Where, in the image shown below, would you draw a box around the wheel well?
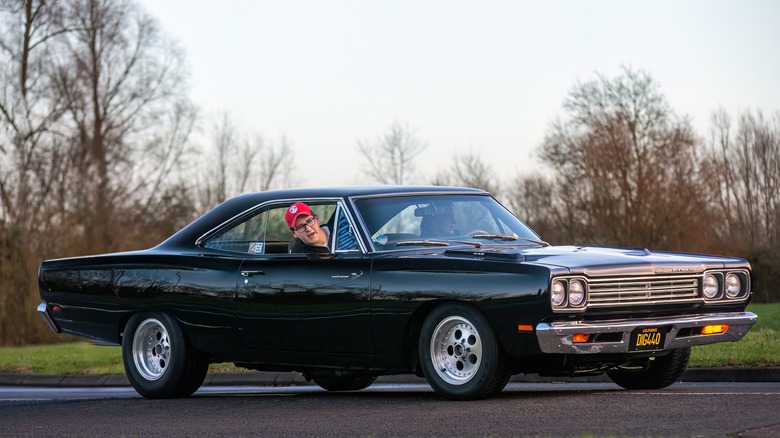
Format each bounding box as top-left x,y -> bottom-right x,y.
117,311 -> 206,358
117,312 -> 132,345
403,300 -> 490,375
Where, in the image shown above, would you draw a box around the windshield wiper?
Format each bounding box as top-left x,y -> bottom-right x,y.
471,234 -> 550,246
519,237 -> 549,246
395,240 -> 450,247
471,233 -> 519,241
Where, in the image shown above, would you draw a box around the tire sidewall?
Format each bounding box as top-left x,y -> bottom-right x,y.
122,312 -> 186,399
607,347 -> 691,390
419,303 -> 501,400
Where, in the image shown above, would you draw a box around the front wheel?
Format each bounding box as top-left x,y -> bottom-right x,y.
419,303 -> 511,400
122,312 -> 209,399
607,347 -> 691,390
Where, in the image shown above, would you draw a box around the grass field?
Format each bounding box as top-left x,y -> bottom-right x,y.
1,303 -> 777,375
690,302 -> 780,367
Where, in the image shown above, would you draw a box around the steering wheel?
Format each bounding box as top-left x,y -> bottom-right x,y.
465,229 -> 490,236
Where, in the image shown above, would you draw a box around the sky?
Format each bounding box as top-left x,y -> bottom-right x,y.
139,0 -> 780,188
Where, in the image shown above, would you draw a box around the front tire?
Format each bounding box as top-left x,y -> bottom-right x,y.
607,347 -> 691,390
419,303 -> 511,400
122,313 -> 209,399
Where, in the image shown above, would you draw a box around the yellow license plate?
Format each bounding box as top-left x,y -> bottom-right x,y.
629,326 -> 667,351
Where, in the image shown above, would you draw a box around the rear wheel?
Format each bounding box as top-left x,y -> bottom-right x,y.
122,313 -> 209,399
419,303 -> 511,400
607,347 -> 691,390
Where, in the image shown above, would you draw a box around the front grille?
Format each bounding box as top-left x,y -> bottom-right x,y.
587,275 -> 700,307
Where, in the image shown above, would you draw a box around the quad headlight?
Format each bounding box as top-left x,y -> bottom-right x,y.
702,270 -> 750,302
725,273 -> 742,298
703,274 -> 719,299
550,277 -> 587,311
551,280 -> 566,306
568,280 -> 585,306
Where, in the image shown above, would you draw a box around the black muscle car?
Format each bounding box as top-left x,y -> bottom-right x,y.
37,186 -> 757,400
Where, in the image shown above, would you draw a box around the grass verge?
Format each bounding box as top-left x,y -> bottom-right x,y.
1,303 -> 777,375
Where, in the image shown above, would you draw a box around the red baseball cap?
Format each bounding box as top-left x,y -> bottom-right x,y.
285,202 -> 314,229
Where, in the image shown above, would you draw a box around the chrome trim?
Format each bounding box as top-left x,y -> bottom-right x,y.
331,203 -> 366,253
37,303 -> 60,334
702,269 -> 751,303
196,196 -> 343,247
588,274 -> 700,307
536,311 -> 757,354
196,197 -> 368,254
552,270 -> 751,313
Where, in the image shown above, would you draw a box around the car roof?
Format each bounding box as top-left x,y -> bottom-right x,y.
159,186 -> 488,248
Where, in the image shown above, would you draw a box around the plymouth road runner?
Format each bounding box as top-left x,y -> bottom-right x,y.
37,186 -> 757,400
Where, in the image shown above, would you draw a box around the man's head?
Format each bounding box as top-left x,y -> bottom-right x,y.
286,202 -> 328,247
421,212 -> 457,237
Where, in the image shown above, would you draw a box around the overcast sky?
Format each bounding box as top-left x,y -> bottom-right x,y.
139,0 -> 780,188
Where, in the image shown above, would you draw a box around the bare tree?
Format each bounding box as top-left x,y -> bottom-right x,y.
705,109 -> 780,302
51,0 -> 193,253
1,0 -> 198,345
507,173 -> 560,241
0,0 -> 75,346
0,0 -> 69,232
194,111 -> 296,213
513,67 -> 712,250
431,151 -> 500,194
357,120 -> 426,185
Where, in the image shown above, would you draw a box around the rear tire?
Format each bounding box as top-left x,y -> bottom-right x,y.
419,303 -> 511,400
122,312 -> 209,399
607,347 -> 691,390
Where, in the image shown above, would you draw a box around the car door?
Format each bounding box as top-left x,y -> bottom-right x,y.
234,201 -> 374,356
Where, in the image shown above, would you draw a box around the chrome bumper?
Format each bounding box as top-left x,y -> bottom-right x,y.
37,303 -> 60,334
536,312 -> 757,354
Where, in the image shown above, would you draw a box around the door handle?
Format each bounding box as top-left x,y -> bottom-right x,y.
240,270 -> 265,277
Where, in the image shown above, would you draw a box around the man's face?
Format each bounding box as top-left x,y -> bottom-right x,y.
432,213 -> 456,235
292,214 -> 323,245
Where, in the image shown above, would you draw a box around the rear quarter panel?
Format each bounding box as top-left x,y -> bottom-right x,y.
39,251 -> 242,359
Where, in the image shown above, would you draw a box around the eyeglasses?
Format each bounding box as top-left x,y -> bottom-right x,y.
291,216 -> 317,233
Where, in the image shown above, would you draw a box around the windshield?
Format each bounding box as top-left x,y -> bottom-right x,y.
353,194 -> 542,251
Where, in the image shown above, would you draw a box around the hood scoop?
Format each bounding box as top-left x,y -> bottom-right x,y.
444,248 -> 525,262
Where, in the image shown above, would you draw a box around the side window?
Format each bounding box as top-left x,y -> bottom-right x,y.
278,202 -> 338,254
333,206 -> 359,252
203,201 -> 358,255
266,205 -> 293,244
204,209 -> 269,254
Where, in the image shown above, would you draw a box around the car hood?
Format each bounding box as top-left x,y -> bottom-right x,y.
441,244 -> 746,277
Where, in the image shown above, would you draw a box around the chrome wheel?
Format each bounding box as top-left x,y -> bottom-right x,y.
132,318 -> 171,381
429,316 -> 483,385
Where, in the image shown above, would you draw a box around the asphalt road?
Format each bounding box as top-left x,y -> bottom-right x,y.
2,382 -> 780,437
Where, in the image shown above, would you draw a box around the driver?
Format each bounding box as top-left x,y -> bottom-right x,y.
420,212 -> 457,237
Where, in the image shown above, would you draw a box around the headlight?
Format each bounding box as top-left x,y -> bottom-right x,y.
725,273 -> 741,298
703,274 -> 719,299
551,280 -> 566,306
568,280 -> 585,306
